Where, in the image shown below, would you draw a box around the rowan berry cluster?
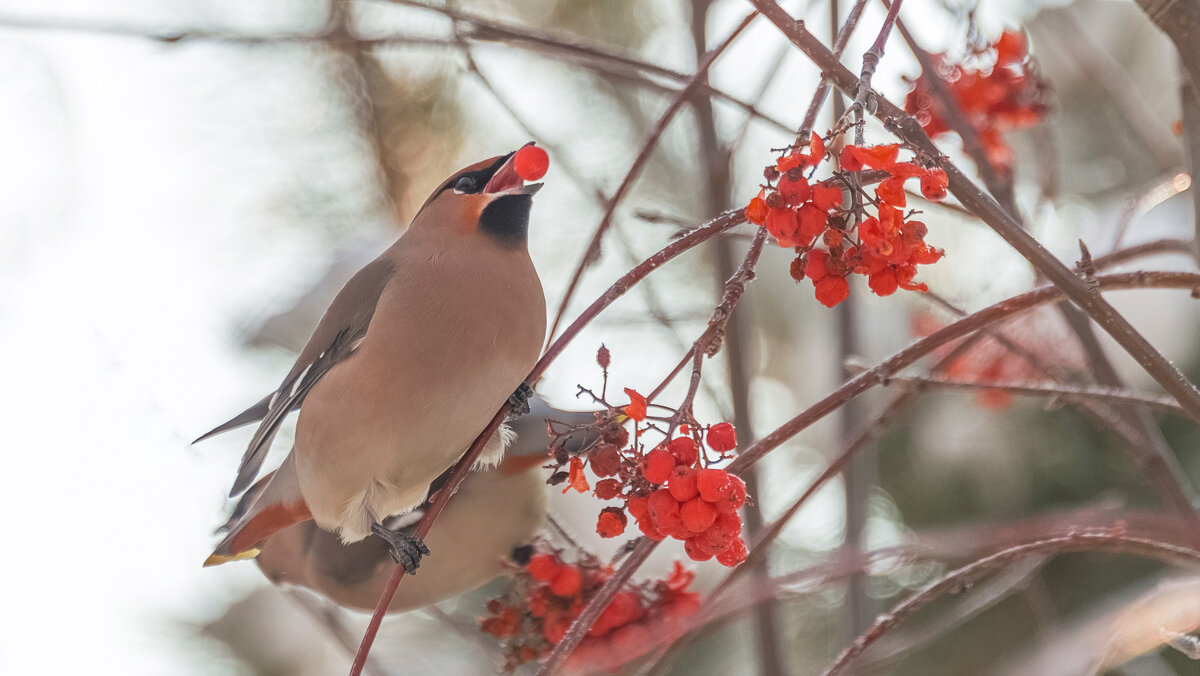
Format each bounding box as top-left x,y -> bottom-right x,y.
480,549 -> 700,672
904,29 -> 1049,177
542,347 -> 751,568
746,133 -> 946,307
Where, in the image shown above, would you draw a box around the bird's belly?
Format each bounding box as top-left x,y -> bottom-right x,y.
292,349 -> 531,542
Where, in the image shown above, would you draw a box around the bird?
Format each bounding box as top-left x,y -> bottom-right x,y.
201,147 -> 548,574
248,397 -> 596,614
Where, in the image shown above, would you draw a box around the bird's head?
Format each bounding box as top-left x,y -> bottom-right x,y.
413,143 -> 545,248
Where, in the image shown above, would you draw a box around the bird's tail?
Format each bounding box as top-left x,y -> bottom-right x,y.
205,453 -> 312,566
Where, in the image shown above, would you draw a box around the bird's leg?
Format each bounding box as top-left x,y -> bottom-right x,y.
370,522 -> 430,574
507,382 -> 534,418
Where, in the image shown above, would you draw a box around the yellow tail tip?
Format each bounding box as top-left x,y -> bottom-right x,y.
203,548 -> 261,567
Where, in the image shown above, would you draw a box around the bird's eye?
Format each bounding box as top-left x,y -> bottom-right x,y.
454,175 -> 477,193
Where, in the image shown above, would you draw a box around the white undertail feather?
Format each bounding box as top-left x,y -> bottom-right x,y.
473,423 -> 515,470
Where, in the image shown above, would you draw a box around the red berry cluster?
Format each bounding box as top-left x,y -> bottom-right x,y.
626,440 -> 748,565
746,135 -> 946,307
904,29 -> 1049,177
545,383 -> 750,567
479,551 -> 701,672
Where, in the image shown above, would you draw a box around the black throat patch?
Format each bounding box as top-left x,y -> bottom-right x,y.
479,194 -> 533,247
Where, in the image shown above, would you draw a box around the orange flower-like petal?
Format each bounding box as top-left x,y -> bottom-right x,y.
624,388 -> 647,421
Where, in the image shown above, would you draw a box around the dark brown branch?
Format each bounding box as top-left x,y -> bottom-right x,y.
728,269 -> 1200,475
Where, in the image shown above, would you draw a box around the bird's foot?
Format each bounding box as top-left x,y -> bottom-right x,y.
371,522 -> 430,574
507,382 -> 534,418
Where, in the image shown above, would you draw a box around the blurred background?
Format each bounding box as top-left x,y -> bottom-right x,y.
2,0 -> 1198,674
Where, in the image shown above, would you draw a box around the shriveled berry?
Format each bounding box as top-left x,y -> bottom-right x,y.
589,444 -> 622,477
595,478 -> 623,500
550,565 -> 582,597
528,553 -> 560,582
667,466 -> 699,502
647,488 -> 682,531
680,497 -> 718,533
706,422 -> 737,453
513,145 -> 549,181
696,468 -> 732,502
668,437 -> 699,466
716,537 -> 749,567
642,448 -> 675,484
596,507 -> 627,538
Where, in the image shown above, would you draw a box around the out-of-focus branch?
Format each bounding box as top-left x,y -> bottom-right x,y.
877,372 -> 1190,416
1183,73 -> 1200,265
1133,0 -> 1200,95
545,10 -> 758,342
818,529 -> 1200,676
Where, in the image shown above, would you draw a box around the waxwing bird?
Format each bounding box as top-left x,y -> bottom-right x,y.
249,398 -> 595,614
202,148 -> 548,573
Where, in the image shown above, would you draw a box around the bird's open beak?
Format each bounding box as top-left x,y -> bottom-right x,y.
483,144 -> 543,196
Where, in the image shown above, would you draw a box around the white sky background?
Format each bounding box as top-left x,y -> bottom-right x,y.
1,0 -> 1195,674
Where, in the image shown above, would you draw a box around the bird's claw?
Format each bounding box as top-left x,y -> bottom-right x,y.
371,523 -> 430,574
508,383 -> 534,418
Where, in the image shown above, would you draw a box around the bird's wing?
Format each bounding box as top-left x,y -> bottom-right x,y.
193,393 -> 274,443
226,257 -> 396,497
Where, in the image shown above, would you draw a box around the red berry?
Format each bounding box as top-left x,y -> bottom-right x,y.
543,616 -> 570,643
590,444 -> 622,477
647,488 -> 682,530
746,195 -> 769,225
706,422 -> 737,453
814,276 -> 850,307
700,527 -> 732,553
713,511 -> 743,536
668,437 -> 699,466
696,468 -> 732,502
713,474 -> 747,514
550,565 -> 582,597
595,478 -> 623,500
684,536 -> 713,561
596,507 -> 627,538
920,167 -> 948,200
528,553 -> 560,582
664,591 -> 701,617
716,537 -> 748,567
513,145 -> 549,181
626,495 -> 650,522
637,516 -> 666,541
680,497 -> 718,533
667,466 -> 699,502
590,591 -> 643,637
642,449 -> 675,484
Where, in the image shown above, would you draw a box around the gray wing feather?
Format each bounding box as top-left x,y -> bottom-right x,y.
224,257 -> 396,497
